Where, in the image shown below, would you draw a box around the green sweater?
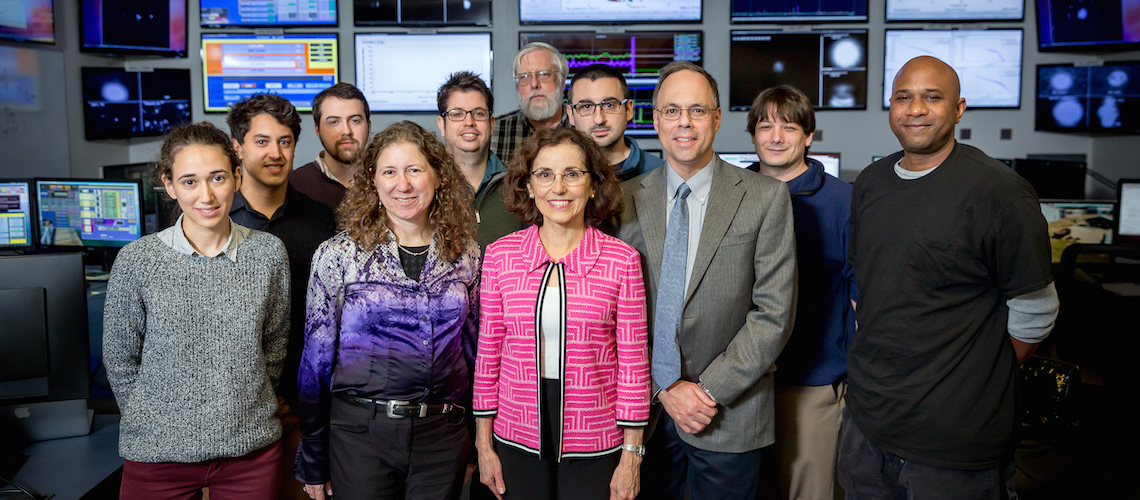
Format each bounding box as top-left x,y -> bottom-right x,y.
103,229 -> 290,463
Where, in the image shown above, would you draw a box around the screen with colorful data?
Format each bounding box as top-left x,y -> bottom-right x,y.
731,0 -> 868,22
201,33 -> 338,112
200,0 -> 336,27
1036,63 -> 1140,135
0,181 -> 34,248
35,180 -> 143,248
730,30 -> 868,111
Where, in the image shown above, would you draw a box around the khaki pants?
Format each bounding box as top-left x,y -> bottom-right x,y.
774,383 -> 846,500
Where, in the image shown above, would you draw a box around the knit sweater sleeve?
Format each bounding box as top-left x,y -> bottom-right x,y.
102,242 -> 148,412
262,235 -> 291,387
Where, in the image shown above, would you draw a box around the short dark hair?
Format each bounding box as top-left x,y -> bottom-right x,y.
504,128 -> 623,227
152,122 -> 241,226
437,71 -> 494,115
568,63 -> 630,102
313,83 -> 371,124
226,93 -> 302,144
652,61 -> 720,110
746,85 -> 816,137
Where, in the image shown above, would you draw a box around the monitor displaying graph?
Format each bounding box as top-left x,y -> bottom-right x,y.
201,33 -> 338,113
884,30 -> 1023,109
519,31 -> 703,136
355,33 -> 492,113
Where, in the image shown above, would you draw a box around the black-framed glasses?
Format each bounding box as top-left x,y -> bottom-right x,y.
656,105 -> 717,121
514,69 -> 556,86
440,108 -> 491,122
571,99 -> 630,116
530,168 -> 590,187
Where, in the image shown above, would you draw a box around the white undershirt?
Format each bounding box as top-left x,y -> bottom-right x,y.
539,284 -> 562,379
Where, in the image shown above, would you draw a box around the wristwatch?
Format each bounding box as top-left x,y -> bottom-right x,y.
621,444 -> 646,457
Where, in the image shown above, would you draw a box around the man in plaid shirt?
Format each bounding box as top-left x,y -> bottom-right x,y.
490,42 -> 570,164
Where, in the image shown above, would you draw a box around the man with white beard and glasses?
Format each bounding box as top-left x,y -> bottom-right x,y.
290,83 -> 372,210
490,42 -> 570,164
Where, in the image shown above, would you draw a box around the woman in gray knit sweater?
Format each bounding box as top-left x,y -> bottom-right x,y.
103,123 -> 291,500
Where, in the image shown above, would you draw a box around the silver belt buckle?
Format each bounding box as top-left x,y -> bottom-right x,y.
386,400 -> 427,418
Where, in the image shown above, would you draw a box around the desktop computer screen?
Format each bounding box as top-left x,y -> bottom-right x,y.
82,68 -> 193,141
201,0 -> 337,27
730,30 -> 868,111
80,0 -> 187,57
202,33 -> 339,112
884,29 -> 1023,109
0,180 -> 34,248
719,152 -> 841,178
1116,179 -> 1140,247
35,179 -> 143,248
354,0 -> 490,26
355,33 -> 492,113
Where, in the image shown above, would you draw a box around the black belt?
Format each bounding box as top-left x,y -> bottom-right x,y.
335,393 -> 463,419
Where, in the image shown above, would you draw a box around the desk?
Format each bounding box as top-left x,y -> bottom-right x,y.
11,414 -> 121,500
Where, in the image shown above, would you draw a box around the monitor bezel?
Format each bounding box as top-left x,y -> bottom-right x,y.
0,178 -> 38,250
78,0 -> 188,58
354,32 -> 494,114
33,178 -> 146,250
200,32 -> 341,114
882,28 -> 1025,110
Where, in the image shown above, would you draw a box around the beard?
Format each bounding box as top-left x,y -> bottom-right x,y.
325,140 -> 362,165
521,89 -> 563,121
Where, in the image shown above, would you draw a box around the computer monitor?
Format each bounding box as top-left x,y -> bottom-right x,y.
0,253 -> 92,441
80,0 -> 187,58
200,0 -> 337,27
1116,179 -> 1140,247
34,179 -> 144,249
1037,0 -> 1140,51
731,0 -> 868,22
354,0 -> 491,26
355,33 -> 492,113
0,180 -> 35,249
520,0 -> 701,23
1035,62 -> 1140,135
1040,199 -> 1115,261
1011,159 -> 1087,199
886,0 -> 1023,21
0,0 -> 55,44
730,30 -> 868,111
82,68 -> 193,141
201,33 -> 339,113
718,152 -> 840,178
518,31 -> 703,136
103,163 -> 159,234
884,30 -> 1023,109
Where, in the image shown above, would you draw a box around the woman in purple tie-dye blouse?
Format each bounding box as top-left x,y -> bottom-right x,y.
472,128 -> 651,500
294,121 -> 480,500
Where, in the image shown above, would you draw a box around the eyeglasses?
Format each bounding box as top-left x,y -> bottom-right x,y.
530,168 -> 590,187
571,99 -> 630,116
514,70 -> 556,86
656,105 -> 717,121
440,108 -> 491,122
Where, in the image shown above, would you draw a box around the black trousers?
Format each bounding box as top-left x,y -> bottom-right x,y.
637,413 -> 766,500
494,378 -> 621,500
328,396 -> 470,500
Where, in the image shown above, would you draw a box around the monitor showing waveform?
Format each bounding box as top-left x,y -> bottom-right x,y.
884,29 -> 1022,109
731,0 -> 868,22
520,31 -> 702,79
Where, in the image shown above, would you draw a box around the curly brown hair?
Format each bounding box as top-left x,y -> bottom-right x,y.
339,120 -> 475,262
503,128 -> 623,226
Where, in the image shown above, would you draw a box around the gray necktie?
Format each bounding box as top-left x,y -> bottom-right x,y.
652,183 -> 690,390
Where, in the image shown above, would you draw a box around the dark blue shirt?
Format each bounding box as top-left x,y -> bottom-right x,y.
749,159 -> 858,386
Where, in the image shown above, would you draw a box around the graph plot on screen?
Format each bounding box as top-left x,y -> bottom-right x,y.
884,30 -> 1023,108
355,33 -> 492,113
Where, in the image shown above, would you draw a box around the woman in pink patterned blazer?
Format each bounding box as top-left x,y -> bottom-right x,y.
472,128 -> 650,500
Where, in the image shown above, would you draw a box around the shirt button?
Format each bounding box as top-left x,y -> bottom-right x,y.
422,316 -> 428,322
422,340 -> 429,346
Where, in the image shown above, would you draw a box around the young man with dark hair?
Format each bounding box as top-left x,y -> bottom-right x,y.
567,63 -> 663,181
436,71 -> 524,252
746,85 -> 857,500
226,92 -> 337,500
291,83 -> 372,209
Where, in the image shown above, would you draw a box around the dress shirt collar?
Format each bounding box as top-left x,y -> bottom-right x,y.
314,151 -> 347,185
157,214 -> 249,262
664,157 -> 714,206
519,224 -> 603,277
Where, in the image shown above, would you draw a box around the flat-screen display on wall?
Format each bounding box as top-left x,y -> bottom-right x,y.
0,180 -> 35,248
519,0 -> 701,23
354,0 -> 491,26
883,29 -> 1023,109
731,0 -> 868,22
201,33 -> 338,113
519,31 -> 703,137
0,0 -> 54,44
35,179 -> 144,248
1036,63 -> 1140,135
1037,0 -> 1140,51
200,0 -> 337,27
80,0 -> 187,57
82,68 -> 192,141
730,30 -> 868,111
355,33 -> 491,113
886,0 -> 1023,21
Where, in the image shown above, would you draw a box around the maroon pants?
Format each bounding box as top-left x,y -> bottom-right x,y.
120,441 -> 284,500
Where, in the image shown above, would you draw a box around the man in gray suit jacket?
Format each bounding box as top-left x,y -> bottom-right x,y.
617,61 -> 797,500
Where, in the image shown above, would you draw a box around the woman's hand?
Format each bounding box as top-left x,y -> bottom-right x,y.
609,450 -> 642,500
302,482 -> 332,500
476,417 -> 507,500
